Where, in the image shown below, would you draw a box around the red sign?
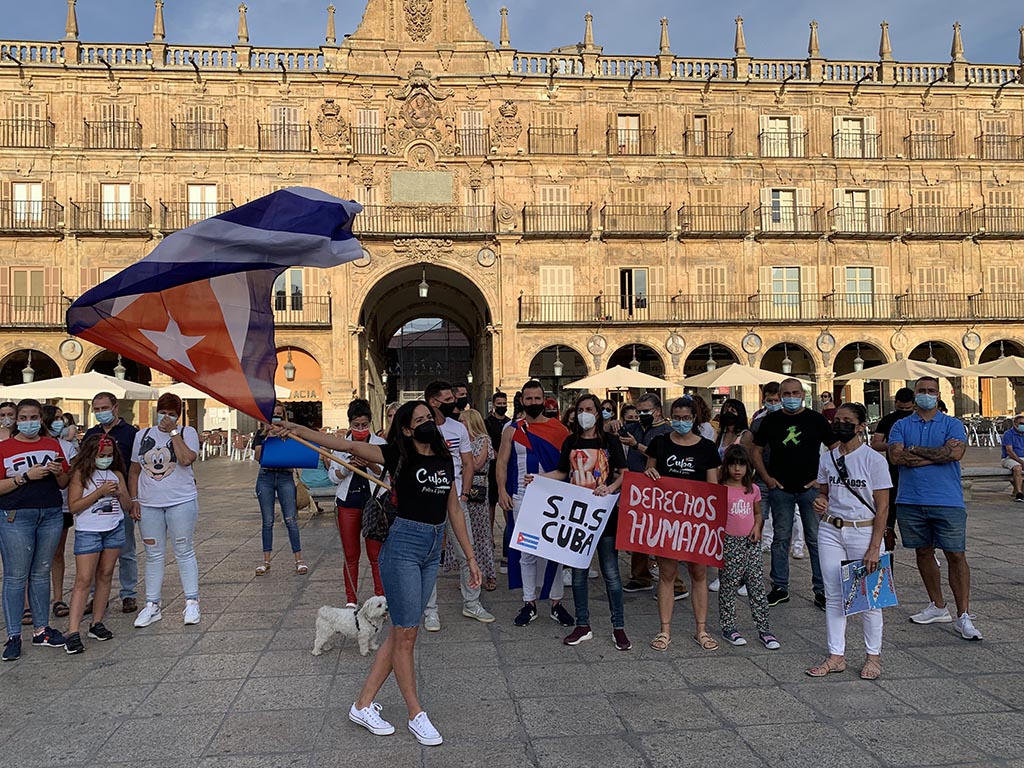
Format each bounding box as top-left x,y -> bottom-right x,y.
615,471 -> 726,567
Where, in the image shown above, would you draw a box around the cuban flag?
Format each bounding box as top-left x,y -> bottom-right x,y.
67,188 -> 362,421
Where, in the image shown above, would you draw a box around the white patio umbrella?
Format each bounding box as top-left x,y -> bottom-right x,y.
159,382 -> 292,401
966,355 -> 1024,378
835,358 -> 970,382
679,363 -> 788,389
563,365 -> 677,390
0,371 -> 159,401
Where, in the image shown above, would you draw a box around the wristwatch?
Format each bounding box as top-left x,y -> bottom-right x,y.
170,428 -> 180,437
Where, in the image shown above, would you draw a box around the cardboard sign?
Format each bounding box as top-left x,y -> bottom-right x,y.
509,475 -> 618,570
841,552 -> 899,616
616,471 -> 726,567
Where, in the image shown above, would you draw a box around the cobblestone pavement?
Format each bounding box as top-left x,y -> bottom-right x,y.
2,451 -> 1023,768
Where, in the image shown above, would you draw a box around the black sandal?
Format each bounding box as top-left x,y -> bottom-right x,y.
52,601 -> 70,618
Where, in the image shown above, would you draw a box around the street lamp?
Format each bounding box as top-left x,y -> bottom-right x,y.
999,340 -> 1006,359
553,346 -> 564,378
926,342 -> 937,365
113,354 -> 126,380
705,344 -> 717,372
381,370 -> 388,386
467,370 -> 474,384
853,343 -> 865,373
629,345 -> 640,372
781,343 -> 793,375
22,350 -> 34,383
283,348 -> 296,381
418,268 -> 429,299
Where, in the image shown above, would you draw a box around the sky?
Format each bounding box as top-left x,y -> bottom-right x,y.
1,0 -> 1021,64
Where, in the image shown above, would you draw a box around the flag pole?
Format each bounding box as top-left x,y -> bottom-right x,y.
287,434 -> 391,490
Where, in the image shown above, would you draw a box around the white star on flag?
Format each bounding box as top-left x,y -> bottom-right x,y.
140,316 -> 205,372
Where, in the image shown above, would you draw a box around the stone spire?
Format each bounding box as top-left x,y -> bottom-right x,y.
734,16 -> 747,57
64,0 -> 79,41
237,4 -> 249,44
659,18 -> 671,55
583,12 -> 595,51
808,20 -> 820,58
1019,26 -> 1024,64
950,21 -> 965,62
879,20 -> 892,61
152,0 -> 166,42
499,7 -> 510,49
325,4 -> 336,45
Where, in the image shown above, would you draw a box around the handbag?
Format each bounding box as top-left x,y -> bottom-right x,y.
294,478 -> 311,511
467,485 -> 487,503
362,456 -> 401,543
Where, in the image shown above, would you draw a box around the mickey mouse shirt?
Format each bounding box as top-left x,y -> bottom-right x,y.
131,426 -> 201,507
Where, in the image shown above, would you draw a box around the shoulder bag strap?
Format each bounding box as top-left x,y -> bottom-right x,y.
829,449 -> 875,515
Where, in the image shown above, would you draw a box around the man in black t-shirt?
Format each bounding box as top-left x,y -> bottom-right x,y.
485,392 -> 511,562
752,378 -> 834,609
871,387 -> 915,550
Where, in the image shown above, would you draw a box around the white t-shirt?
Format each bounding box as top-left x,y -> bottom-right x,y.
59,439 -> 78,515
816,443 -> 892,522
132,426 -> 201,507
75,468 -> 124,532
439,417 -> 472,489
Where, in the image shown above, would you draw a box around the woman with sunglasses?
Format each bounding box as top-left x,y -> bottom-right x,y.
808,402 -> 891,681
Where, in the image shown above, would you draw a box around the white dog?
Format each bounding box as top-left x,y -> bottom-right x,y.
311,596 -> 388,657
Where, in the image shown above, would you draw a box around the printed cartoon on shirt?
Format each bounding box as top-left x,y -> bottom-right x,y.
138,430 -> 177,481
569,448 -> 609,489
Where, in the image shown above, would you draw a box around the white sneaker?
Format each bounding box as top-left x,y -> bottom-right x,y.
588,568 -> 598,579
423,611 -> 441,632
791,542 -> 806,559
462,602 -> 495,623
562,570 -> 572,586
349,702 -> 395,736
954,612 -> 983,641
708,578 -> 721,592
344,602 -> 357,609
133,601 -> 162,628
408,711 -> 443,746
909,602 -> 953,624
738,584 -> 748,597
182,599 -> 200,626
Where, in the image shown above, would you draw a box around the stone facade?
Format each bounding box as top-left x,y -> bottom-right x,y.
2,1 -> 1024,424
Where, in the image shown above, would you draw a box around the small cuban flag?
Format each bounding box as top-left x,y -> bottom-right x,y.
66,188 -> 362,422
516,531 -> 539,551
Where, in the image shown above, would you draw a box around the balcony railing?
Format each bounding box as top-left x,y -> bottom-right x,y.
899,206 -> 973,236
905,133 -> 955,160
159,200 -> 235,232
352,127 -> 385,155
84,119 -> 142,150
829,207 -> 900,236
528,128 -> 578,155
0,295 -> 67,328
456,128 -> 490,156
522,205 -> 591,236
0,199 -> 64,232
759,131 -> 807,158
272,294 -> 331,327
822,293 -> 896,321
975,206 -> 1024,237
677,205 -> 750,236
171,121 -> 227,151
833,132 -> 881,159
257,122 -> 310,152
607,128 -> 656,156
976,134 -> 1024,161
756,205 -> 825,235
0,118 -> 54,148
682,130 -> 733,157
601,205 -> 671,237
355,205 -> 495,237
69,201 -> 152,233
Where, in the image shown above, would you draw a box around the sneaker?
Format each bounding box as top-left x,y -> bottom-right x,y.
87,622 -> 113,641
2,635 -> 21,661
954,612 -> 983,641
909,602 -> 953,624
31,626 -> 66,648
348,702 -> 395,736
708,578 -> 721,592
514,603 -> 538,627
1016,492 -> 1024,502
723,630 -> 747,646
766,587 -> 790,607
760,541 -> 771,553
344,602 -> 358,609
562,570 -> 572,586
622,580 -> 653,592
550,602 -> 575,627
133,601 -> 162,628
408,711 -> 443,746
588,568 -> 599,579
462,602 -> 495,623
423,611 -> 441,632
738,585 -> 748,597
814,592 -> 827,612
64,632 -> 85,654
183,599 -> 201,626
563,625 -> 593,646
613,629 -> 632,651
498,564 -> 508,575
791,543 -> 806,559
759,632 -> 781,650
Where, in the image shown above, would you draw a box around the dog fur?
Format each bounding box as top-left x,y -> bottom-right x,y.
311,596 -> 388,657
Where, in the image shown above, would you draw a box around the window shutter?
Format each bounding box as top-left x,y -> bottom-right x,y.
800,266 -> 818,318
832,188 -> 846,228
796,188 -> 812,229
758,266 -> 772,297
79,267 -> 98,293
648,266 -> 666,297
832,266 -> 846,294
0,267 -> 9,297
44,267 -> 61,298
758,188 -> 772,229
792,115 -> 805,156
874,266 -> 891,299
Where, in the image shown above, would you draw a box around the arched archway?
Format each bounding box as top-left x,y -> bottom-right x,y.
530,344 -> 587,411
683,343 -> 739,378
86,351 -> 152,384
607,344 -> 666,376
979,339 -> 1024,364
834,342 -> 888,420
0,349 -> 61,387
760,342 -> 816,378
275,347 -> 323,428
977,340 -> 1024,416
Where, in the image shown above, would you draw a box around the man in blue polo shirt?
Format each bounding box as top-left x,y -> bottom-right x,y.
1000,414 -> 1024,502
888,376 -> 980,640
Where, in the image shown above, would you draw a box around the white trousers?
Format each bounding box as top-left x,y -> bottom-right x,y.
818,523 -> 883,656
513,494 -> 564,603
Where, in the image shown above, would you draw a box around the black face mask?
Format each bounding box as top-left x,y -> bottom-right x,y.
438,402 -> 458,418
638,413 -> 655,427
455,397 -> 469,411
523,403 -> 545,418
719,411 -> 738,428
494,406 -> 508,417
832,422 -> 858,444
413,421 -> 438,442
544,410 -> 558,418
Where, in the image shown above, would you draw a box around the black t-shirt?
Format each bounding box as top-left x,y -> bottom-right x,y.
485,414 -> 510,452
382,442 -> 454,526
874,409 -> 913,497
753,409 -> 833,491
646,434 -> 722,481
556,433 -> 626,538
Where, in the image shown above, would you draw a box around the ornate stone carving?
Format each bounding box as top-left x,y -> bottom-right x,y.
356,162 -> 375,188
385,62 -> 456,156
404,0 -> 433,42
394,237 -> 454,261
315,98 -> 348,146
492,100 -> 523,148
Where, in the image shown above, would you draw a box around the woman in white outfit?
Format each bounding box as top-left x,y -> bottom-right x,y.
807,402 -> 891,681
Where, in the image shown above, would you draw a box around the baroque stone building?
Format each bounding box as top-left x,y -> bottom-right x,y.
2,0 -> 1024,426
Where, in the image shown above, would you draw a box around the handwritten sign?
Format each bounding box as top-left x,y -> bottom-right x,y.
509,475 -> 618,569
616,471 -> 726,567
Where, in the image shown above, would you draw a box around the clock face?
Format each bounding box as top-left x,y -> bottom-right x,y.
59,338 -> 84,361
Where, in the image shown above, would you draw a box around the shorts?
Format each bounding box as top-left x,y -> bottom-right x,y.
1001,458 -> 1021,470
378,516 -> 444,627
74,520 -> 127,556
896,504 -> 967,553
63,512 -> 73,529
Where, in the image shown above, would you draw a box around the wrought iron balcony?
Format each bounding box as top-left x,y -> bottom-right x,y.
600,205 -> 671,237
607,128 -> 656,156
755,205 -> 825,236
832,132 -> 881,159
904,133 -> 955,160
682,130 -> 733,157
159,200 -> 235,232
528,128 -> 579,155
456,128 -> 490,156
171,121 -> 228,151
821,292 -> 896,321
522,205 -> 591,237
84,119 -> 142,150
974,206 -> 1024,238
0,295 -> 67,328
355,205 -> 495,238
0,199 -> 64,232
759,131 -> 807,158
0,118 -> 54,148
677,205 -> 750,236
351,127 -> 385,155
69,201 -> 152,233
899,206 -> 973,237
976,134 -> 1024,161
257,122 -> 311,152
829,207 -> 900,237
272,294 -> 332,327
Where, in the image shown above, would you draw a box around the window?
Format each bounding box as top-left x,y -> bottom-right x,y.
984,189 -> 1016,232
273,268 -> 303,311
538,265 -> 573,322
912,189 -> 946,231
987,266 -> 1022,294
618,268 -> 649,313
839,189 -> 869,232
915,266 -> 947,295
12,182 -> 42,227
696,266 -> 726,296
616,114 -> 640,154
845,267 -> 874,304
771,189 -> 795,227
261,105 -> 307,152
760,115 -> 804,157
771,267 -> 800,307
100,183 -> 131,227
458,110 -> 487,156
11,268 -> 44,313
538,184 -> 570,228
834,116 -> 878,158
909,117 -> 948,159
354,109 -> 382,154
187,184 -> 217,224
691,115 -> 710,155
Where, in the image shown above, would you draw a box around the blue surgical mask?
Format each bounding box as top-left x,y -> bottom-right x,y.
95,410 -> 115,425
18,420 -> 41,437
48,422 -> 64,437
915,393 -> 938,411
671,419 -> 694,435
160,414 -> 179,426
782,397 -> 803,413
271,416 -> 283,424
601,409 -> 614,420
95,457 -> 114,470
1015,424 -> 1024,434
765,402 -> 783,413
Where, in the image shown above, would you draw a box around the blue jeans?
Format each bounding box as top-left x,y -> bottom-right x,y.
140,499 -> 200,603
378,516 -> 445,627
768,487 -> 823,594
0,507 -> 64,637
571,536 -> 625,629
256,470 -> 301,554
118,513 -> 138,600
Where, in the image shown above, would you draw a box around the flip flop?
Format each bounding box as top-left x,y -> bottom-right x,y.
650,632 -> 672,652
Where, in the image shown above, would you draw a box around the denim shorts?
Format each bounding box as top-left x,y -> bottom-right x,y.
378,516 -> 445,627
897,504 -> 967,552
74,520 -> 127,556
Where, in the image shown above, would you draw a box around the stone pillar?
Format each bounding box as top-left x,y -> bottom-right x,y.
948,22 -> 967,83
325,4 -> 336,45
732,16 -> 750,80
658,18 -> 673,79
877,20 -> 893,83
62,0 -> 80,64
581,13 -> 599,75
806,20 -> 823,80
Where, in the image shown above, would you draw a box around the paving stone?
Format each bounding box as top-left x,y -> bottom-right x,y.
640,729 -> 767,768
610,689 -> 724,732
208,709 -> 327,756
164,651 -> 261,681
235,674 -> 333,711
517,695 -> 621,738
533,735 -> 647,768
702,686 -> 818,726
1,718 -> 120,767
136,678 -> 245,715
740,723 -> 883,768
788,679 -> 916,720
878,677 -> 1010,715
836,717 -> 983,766
101,714 -> 222,762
